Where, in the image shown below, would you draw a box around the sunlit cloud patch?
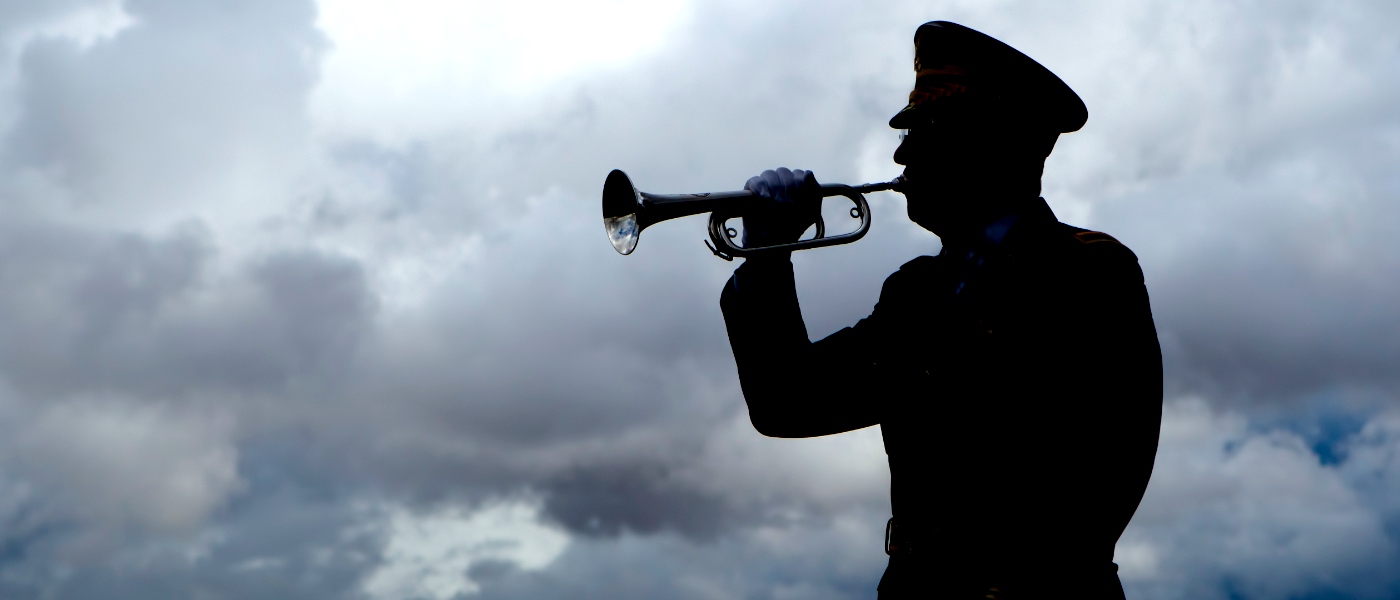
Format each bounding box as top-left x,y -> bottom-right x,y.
361,500 -> 569,600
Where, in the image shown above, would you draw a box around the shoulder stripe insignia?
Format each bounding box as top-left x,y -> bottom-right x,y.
1073,231 -> 1121,245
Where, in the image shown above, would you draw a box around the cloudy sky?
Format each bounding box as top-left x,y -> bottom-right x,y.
0,0 -> 1396,598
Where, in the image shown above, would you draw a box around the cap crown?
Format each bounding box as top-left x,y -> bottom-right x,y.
890,21 -> 1087,133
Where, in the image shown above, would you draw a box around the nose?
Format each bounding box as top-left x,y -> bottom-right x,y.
893,135 -> 911,166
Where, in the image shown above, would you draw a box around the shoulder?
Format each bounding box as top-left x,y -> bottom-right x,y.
887,254 -> 942,285
871,254 -> 941,303
897,254 -> 942,274
1042,223 -> 1147,290
1052,223 -> 1140,264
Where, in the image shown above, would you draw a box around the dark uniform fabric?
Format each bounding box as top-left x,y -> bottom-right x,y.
720,197 -> 1162,599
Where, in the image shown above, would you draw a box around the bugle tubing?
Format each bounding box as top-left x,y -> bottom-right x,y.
602,169 -> 904,259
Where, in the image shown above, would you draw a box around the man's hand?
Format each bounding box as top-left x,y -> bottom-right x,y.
742,168 -> 821,249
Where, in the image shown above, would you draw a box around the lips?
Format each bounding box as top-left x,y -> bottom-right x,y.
897,172 -> 922,195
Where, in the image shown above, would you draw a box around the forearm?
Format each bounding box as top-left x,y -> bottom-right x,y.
720,259 -> 881,438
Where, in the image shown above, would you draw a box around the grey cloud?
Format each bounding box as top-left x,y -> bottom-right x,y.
12,399 -> 240,532
249,250 -> 376,376
153,246 -> 375,396
0,220 -> 210,396
0,489 -> 376,600
0,0 -> 1396,598
3,0 -> 322,224
0,218 -> 374,397
542,463 -> 730,539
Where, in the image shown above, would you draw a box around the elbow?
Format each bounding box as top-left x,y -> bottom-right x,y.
747,408 -> 782,437
746,407 -> 799,438
737,370 -> 811,438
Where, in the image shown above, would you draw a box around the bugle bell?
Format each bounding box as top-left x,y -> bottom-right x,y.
602,169 -> 904,260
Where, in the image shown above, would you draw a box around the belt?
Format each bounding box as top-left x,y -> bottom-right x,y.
885,517 -> 955,555
884,518 -> 1124,598
885,517 -> 926,555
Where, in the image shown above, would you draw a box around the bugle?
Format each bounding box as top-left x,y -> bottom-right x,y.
602,169 -> 905,260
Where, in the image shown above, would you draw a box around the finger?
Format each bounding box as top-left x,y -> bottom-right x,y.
781,170 -> 816,224
754,179 -> 773,199
744,175 -> 764,194
760,170 -> 785,202
775,167 -> 797,202
780,169 -> 803,204
785,169 -> 808,199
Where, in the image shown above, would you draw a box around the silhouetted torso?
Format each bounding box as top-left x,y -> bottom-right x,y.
720,196 -> 1162,599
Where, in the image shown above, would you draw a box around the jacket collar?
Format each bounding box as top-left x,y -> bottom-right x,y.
938,196 -> 1058,258
995,196 -> 1058,253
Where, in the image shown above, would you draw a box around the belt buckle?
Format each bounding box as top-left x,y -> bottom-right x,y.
884,517 -> 900,555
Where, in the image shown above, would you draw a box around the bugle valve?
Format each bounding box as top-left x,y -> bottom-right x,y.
602,169 -> 904,260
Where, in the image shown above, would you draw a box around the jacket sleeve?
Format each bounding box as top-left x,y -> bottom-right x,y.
719,258 -> 899,438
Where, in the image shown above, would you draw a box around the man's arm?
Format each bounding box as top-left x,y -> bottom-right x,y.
720,257 -> 899,438
719,168 -> 912,438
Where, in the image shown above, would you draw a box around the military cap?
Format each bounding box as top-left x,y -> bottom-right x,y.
889,21 -> 1087,133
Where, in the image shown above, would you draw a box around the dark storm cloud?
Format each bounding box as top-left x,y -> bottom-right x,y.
543,463 -> 730,539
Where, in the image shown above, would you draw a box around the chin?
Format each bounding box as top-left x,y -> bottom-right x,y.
902,185 -> 948,235
905,204 -> 946,237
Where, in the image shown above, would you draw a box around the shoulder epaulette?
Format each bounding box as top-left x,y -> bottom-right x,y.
1072,231 -> 1122,246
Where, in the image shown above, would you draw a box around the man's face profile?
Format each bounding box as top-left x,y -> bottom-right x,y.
893,120 -> 978,237
893,117 -> 1054,239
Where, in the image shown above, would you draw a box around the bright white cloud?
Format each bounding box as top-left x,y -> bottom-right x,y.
361,499 -> 570,600
1341,410 -> 1400,523
20,0 -> 134,50
311,0 -> 693,141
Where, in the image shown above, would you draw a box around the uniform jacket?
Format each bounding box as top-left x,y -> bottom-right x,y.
719,197 -> 1162,598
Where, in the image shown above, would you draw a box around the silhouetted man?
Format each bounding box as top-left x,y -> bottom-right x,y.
720,21 -> 1162,599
